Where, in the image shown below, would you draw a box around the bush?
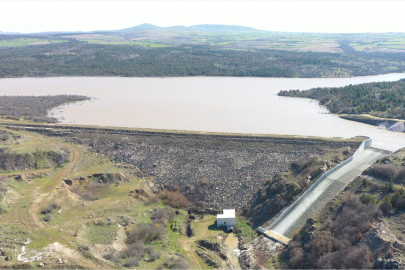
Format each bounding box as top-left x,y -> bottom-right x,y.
332,195 -> 381,245
367,164 -> 397,181
292,156 -> 315,173
118,239 -> 160,265
43,213 -> 53,222
121,242 -> 145,259
157,257 -> 190,269
123,257 -> 140,268
150,206 -> 175,226
386,188 -> 405,212
360,194 -> 377,205
396,167 -> 405,181
146,246 -> 161,261
71,181 -> 102,201
161,190 -> 189,208
286,196 -> 381,269
126,223 -> 166,244
41,202 -> 60,215
287,241 -> 305,268
384,180 -> 395,192
316,246 -> 373,269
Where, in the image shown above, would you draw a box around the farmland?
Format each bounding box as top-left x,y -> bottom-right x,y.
0,25 -> 405,78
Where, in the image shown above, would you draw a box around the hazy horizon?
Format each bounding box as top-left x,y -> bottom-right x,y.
1,1 -> 405,34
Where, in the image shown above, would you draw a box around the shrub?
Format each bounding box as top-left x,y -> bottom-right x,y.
146,246 -> 160,261
43,213 -> 53,222
121,242 -> 145,259
126,223 -> 166,244
71,181 -> 102,201
123,257 -> 140,268
361,177 -> 369,187
388,188 -> 405,211
161,190 -> 189,208
360,194 -> 377,205
286,196 -> 381,268
332,195 -> 381,245
316,246 -> 373,269
150,206 -> 175,226
396,167 -> 405,182
380,196 -> 393,215
309,231 -> 334,262
157,257 -> 190,269
384,180 -> 395,192
118,238 -> 160,265
292,156 -> 315,173
41,202 -> 60,215
367,164 -> 397,181
287,242 -> 305,269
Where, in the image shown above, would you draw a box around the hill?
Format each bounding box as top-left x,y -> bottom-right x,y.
278,79 -> 405,120
115,23 -> 162,32
1,24 -> 405,78
167,24 -> 260,32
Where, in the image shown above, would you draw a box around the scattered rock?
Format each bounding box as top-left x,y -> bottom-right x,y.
239,250 -> 256,269
15,174 -> 27,182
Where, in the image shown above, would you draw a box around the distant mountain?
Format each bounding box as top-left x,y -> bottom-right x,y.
0,23 -> 263,35
0,30 -> 23,35
115,23 -> 161,32
167,24 -> 260,32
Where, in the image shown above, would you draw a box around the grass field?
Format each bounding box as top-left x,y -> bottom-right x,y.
0,38 -> 67,47
82,39 -> 170,47
0,124 -> 233,269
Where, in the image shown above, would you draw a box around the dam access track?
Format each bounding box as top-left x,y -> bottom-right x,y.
260,146 -> 390,245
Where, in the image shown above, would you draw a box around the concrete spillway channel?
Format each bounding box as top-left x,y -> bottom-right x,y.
260,146 -> 390,245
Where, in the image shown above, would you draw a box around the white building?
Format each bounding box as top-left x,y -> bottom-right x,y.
217,209 -> 236,231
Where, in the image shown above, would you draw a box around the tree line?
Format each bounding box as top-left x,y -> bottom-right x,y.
1,41 -> 405,78
279,79 -> 405,119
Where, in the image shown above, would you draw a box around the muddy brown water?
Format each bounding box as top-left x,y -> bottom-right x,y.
0,74 -> 405,151
224,233 -> 241,270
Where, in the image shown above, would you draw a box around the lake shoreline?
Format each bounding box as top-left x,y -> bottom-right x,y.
0,120 -> 364,143
0,72 -> 404,80
339,114 -> 405,133
1,74 -> 405,151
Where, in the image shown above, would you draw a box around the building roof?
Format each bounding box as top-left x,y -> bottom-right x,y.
217,209 -> 235,219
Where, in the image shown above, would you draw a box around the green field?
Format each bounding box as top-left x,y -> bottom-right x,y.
82,39 -> 170,47
0,38 -> 67,47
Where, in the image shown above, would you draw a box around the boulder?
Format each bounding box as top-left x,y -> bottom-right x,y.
239,250 -> 256,269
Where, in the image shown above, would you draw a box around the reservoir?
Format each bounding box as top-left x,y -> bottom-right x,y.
0,73 -> 405,151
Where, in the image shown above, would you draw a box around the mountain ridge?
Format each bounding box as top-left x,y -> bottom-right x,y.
1,23 -> 264,35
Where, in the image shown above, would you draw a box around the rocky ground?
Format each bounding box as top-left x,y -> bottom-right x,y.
11,125 -> 360,212
358,220 -> 405,269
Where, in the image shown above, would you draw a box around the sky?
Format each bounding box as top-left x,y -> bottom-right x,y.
1,1 -> 405,34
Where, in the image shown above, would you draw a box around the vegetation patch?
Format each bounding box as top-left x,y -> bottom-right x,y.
0,38 -> 66,48
0,95 -> 89,123
105,206 -> 177,267
40,202 -> 61,223
247,147 -> 354,227
284,195 -> 381,269
70,181 -> 105,201
84,219 -> 118,245
279,79 -> 405,120
156,256 -> 190,269
0,148 -> 69,171
234,219 -> 257,243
